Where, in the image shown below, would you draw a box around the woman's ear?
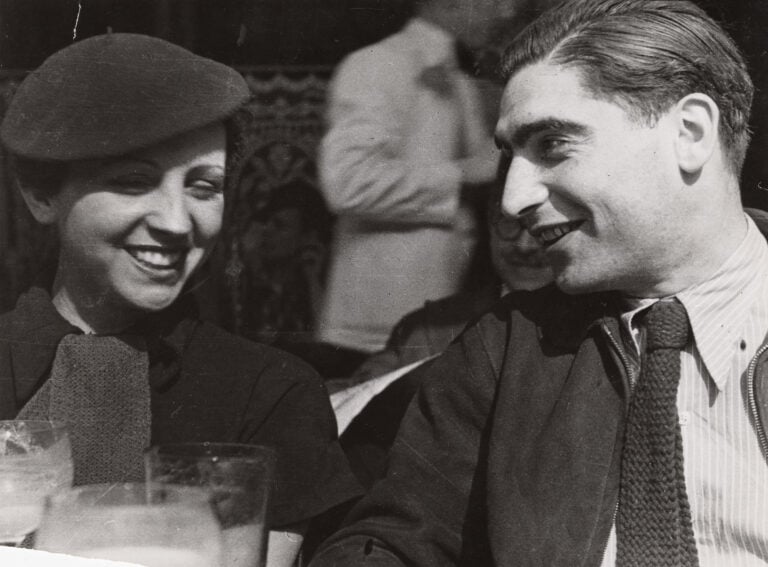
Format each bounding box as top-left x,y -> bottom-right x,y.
674,92 -> 720,175
18,183 -> 59,225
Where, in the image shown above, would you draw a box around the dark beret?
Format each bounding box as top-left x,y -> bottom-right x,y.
0,33 -> 251,161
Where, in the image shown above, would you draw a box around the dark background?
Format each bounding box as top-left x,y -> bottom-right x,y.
2,0 -> 768,206
0,0 -> 413,69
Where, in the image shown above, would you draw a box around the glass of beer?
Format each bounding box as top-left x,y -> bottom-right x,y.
35,483 -> 222,567
0,420 -> 73,546
145,443 -> 275,567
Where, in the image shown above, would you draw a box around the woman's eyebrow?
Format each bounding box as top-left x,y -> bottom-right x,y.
187,164 -> 225,177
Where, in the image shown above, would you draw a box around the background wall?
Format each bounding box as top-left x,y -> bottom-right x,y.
1,0 -> 768,320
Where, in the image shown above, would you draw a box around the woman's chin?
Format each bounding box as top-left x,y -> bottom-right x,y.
117,286 -> 183,315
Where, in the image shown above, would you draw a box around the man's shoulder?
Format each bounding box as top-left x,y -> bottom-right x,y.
470,284 -> 606,350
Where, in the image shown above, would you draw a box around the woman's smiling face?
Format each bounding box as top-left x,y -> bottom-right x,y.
36,123 -> 226,331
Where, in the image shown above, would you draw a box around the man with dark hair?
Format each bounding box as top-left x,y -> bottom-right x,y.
310,1 -> 768,565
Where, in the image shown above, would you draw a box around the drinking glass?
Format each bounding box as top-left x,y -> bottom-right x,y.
0,420 -> 73,545
35,483 -> 223,567
145,443 -> 275,567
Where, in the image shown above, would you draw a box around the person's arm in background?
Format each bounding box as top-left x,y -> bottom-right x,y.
320,48 -> 497,225
266,526 -> 306,567
309,316 -> 502,566
340,305 -> 433,387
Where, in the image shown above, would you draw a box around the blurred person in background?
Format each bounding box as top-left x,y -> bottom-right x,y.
343,193 -> 553,387
239,179 -> 332,347
316,0 -> 531,370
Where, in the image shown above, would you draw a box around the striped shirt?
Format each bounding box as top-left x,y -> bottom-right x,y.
601,215 -> 768,566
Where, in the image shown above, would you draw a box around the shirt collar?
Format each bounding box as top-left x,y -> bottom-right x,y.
404,17 -> 458,68
678,215 -> 768,389
620,215 -> 768,390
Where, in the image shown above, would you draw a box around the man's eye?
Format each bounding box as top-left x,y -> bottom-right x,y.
539,138 -> 569,160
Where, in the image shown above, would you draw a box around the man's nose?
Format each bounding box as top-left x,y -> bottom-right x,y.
501,156 -> 549,219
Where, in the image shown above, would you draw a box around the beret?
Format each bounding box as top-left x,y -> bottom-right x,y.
0,33 -> 251,161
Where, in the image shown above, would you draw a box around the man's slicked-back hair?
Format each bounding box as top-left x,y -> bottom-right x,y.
499,0 -> 754,174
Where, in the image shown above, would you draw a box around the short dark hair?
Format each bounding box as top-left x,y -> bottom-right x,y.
499,0 -> 753,173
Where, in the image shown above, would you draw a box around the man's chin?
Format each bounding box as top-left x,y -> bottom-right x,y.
553,272 -> 606,295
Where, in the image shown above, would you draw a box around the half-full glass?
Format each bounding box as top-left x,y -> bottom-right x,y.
145,443 -> 275,567
0,420 -> 73,545
35,483 -> 223,566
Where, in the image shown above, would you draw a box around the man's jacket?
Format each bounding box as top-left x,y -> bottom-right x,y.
311,210 -> 768,566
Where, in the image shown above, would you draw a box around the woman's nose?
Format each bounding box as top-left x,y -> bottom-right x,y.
146,185 -> 193,236
501,156 -> 549,219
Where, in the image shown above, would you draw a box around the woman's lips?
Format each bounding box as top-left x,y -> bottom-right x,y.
125,246 -> 186,270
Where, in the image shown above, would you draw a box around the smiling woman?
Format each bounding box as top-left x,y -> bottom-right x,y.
0,33 -> 360,567
20,123 -> 227,334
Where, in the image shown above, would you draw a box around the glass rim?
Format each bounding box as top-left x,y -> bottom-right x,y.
45,482 -> 215,508
145,442 -> 276,463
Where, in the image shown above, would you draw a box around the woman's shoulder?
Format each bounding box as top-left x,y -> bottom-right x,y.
183,320 -> 321,385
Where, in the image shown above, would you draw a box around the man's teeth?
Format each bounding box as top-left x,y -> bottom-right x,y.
539,224 -> 576,244
131,249 -> 183,268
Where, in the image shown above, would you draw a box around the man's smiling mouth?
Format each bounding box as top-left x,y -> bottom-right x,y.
532,221 -> 583,246
125,246 -> 186,270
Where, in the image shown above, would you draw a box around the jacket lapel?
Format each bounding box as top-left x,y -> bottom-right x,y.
4,288 -> 79,411
486,288 -> 628,565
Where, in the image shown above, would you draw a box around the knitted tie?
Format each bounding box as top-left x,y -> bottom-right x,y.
17,334 -> 151,485
616,299 -> 699,566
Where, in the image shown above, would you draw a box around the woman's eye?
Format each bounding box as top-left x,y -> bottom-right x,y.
109,174 -> 156,192
188,178 -> 224,200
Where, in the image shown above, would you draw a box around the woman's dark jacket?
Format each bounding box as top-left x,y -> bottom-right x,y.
0,287 -> 361,529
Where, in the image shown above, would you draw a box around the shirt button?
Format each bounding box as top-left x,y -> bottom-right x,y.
679,411 -> 691,426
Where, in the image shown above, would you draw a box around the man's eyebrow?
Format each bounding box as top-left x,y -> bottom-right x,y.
497,118 -> 589,150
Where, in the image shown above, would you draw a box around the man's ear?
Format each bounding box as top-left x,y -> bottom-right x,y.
674,93 -> 720,174
18,183 -> 58,225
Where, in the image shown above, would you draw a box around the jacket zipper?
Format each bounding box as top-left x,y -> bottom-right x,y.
746,342 -> 768,460
598,322 -> 634,564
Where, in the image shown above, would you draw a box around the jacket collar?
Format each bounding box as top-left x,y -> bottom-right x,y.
9,287 -> 196,406
517,284 -> 618,352
9,287 -> 81,404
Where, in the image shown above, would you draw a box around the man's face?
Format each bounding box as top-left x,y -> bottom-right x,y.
495,62 -> 687,297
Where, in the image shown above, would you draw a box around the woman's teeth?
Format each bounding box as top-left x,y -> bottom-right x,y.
129,248 -> 183,268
